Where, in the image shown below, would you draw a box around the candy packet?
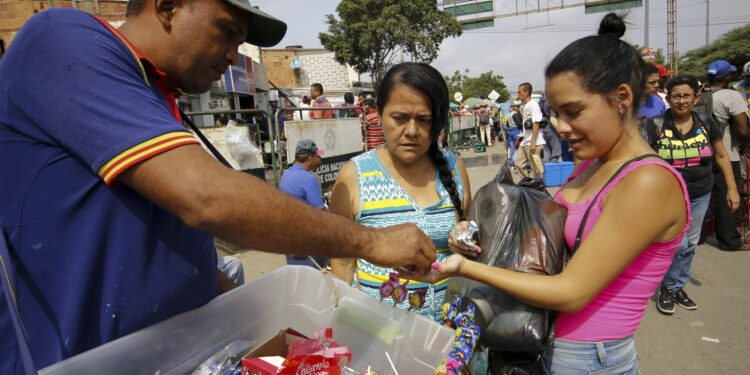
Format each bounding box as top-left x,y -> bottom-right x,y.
277,329 -> 352,375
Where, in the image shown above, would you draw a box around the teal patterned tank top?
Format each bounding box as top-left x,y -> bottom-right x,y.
351,148 -> 465,320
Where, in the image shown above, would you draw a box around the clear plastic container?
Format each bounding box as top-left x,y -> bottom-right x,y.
40,265 -> 455,375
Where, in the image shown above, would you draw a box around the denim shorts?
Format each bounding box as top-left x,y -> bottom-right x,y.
540,335 -> 640,374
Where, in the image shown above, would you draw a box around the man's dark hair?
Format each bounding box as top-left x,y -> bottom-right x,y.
546,13 -> 647,116
363,98 -> 376,108
344,92 -> 354,104
707,73 -> 730,85
126,0 -> 147,17
519,82 -> 532,94
311,83 -> 324,95
376,62 -> 464,221
665,74 -> 700,96
295,154 -> 311,163
643,63 -> 659,76
358,92 -> 367,99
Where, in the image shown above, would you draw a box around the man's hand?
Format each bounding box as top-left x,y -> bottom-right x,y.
401,254 -> 467,284
362,223 -> 437,276
727,188 -> 741,212
530,144 -> 536,153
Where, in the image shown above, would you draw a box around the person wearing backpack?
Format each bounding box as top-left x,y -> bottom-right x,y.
539,93 -> 562,162
515,83 -> 545,179
476,102 -> 493,146
698,60 -> 750,251
506,101 -> 523,166
642,75 -> 741,315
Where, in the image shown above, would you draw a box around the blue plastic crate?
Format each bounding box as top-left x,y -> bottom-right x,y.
543,161 -> 575,186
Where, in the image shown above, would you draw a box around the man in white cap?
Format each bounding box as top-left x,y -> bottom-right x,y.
0,0 -> 437,371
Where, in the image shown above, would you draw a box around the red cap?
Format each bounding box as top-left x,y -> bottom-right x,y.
654,64 -> 674,77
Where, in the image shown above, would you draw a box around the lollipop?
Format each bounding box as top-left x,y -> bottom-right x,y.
378,278 -> 394,302
433,358 -> 461,375
407,289 -> 427,311
453,303 -> 476,328
379,273 -> 409,304
440,295 -> 462,326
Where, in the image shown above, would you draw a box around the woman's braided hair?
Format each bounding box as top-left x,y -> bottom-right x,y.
377,62 -> 465,221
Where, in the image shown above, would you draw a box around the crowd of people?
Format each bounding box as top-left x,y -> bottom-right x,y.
1,1 -> 749,374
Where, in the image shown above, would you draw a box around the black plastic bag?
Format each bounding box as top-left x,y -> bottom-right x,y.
447,166 -> 568,352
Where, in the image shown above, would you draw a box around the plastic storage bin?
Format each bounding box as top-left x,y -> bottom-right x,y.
543,161 -> 575,186
40,266 -> 455,375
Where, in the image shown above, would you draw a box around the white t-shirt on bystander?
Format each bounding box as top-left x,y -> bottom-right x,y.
712,89 -> 747,161
520,99 -> 546,147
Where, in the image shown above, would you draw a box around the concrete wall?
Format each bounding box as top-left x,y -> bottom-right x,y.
262,49 -> 299,88
262,48 -> 359,92
1,0 -> 127,46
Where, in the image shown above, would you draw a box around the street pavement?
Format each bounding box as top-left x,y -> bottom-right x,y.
218,141 -> 750,374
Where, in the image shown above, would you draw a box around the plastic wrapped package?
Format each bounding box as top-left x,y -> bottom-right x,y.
224,123 -> 262,169
447,167 -> 568,352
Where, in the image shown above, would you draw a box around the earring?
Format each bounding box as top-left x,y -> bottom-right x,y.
619,107 -> 626,115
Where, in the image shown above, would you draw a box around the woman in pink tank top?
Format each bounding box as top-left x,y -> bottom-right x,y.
424,13 -> 690,374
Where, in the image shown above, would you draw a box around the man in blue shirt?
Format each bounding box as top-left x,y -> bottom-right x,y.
280,140 -> 328,267
0,1 -> 437,372
639,63 -> 667,119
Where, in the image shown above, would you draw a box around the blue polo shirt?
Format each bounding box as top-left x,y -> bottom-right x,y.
279,164 -> 326,209
0,9 -> 218,372
639,94 -> 667,119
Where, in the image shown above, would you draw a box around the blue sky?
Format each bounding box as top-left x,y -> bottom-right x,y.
252,0 -> 749,93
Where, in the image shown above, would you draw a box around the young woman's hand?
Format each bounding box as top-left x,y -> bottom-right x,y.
399,254 -> 468,284
448,221 -> 482,257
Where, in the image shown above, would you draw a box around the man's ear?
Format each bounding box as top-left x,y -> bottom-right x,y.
153,0 -> 178,30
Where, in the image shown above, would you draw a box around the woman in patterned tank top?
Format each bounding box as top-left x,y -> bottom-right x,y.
329,63 -> 477,320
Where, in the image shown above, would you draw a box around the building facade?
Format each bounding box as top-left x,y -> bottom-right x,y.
262,47 -> 364,106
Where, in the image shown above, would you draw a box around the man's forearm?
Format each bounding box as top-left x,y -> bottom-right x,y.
121,146 -> 374,260
200,170 -> 374,259
531,123 -> 539,145
734,113 -> 750,139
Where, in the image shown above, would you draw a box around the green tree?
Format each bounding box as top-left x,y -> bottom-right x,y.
445,69 -> 511,104
319,0 -> 462,89
678,24 -> 750,78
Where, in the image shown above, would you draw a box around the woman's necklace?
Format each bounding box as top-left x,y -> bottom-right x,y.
674,115 -> 693,134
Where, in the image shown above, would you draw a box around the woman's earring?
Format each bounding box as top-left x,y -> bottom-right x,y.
619,107 -> 626,115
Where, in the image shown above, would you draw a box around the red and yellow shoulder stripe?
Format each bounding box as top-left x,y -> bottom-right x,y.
98,131 -> 199,185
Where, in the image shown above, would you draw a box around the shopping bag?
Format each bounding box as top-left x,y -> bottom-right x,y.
447,166 -> 568,352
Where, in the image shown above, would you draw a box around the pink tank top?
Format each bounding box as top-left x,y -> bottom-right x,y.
552,158 -> 691,341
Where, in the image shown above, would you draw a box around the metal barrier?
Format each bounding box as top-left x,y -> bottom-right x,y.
273,107 -> 361,190
449,114 -> 478,151
183,109 -> 276,182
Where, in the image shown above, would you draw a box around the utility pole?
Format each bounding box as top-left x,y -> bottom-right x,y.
644,0 -> 649,47
667,0 -> 677,73
706,0 -> 710,46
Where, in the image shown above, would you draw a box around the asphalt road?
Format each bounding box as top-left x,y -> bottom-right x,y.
219,142 -> 750,374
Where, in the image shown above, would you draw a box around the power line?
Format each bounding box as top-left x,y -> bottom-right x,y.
463,20 -> 748,34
